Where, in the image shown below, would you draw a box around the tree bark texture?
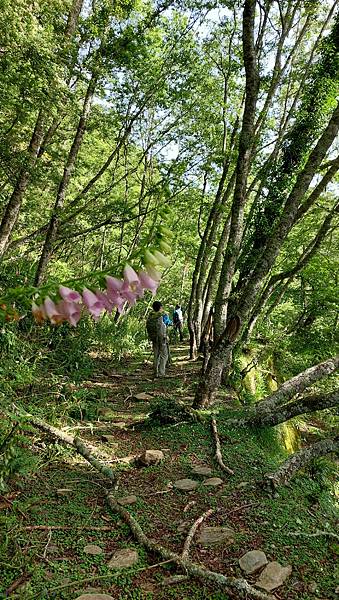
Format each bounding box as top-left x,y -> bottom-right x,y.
265,436 -> 338,488
254,391 -> 338,427
248,356 -> 339,424
194,0 -> 258,406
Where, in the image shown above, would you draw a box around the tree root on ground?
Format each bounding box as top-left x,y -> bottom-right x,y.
181,508 -> 214,559
11,410 -> 118,483
211,418 -> 234,475
106,493 -> 276,600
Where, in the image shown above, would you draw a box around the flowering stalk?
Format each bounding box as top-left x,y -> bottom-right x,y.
1,225 -> 173,327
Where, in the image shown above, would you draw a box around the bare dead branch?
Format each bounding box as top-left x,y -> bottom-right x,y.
181,509 -> 214,559
211,418 -> 235,475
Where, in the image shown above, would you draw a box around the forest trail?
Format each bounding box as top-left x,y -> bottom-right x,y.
1,344 -> 337,600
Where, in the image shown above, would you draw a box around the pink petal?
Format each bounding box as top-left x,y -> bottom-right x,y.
123,265 -> 139,287
138,271 -> 159,295
106,276 -> 124,293
59,285 -> 82,303
82,288 -> 105,319
44,297 -> 64,324
57,300 -> 81,326
95,290 -> 114,314
121,288 -> 138,305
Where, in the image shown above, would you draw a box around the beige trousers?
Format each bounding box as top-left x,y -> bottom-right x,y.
153,340 -> 168,376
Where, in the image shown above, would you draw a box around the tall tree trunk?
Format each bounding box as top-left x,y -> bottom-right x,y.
194,0 -> 259,406
188,119 -> 239,359
34,76 -> 97,285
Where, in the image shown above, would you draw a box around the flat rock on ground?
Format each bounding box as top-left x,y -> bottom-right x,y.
75,595 -> 115,600
117,495 -> 137,506
133,392 -> 153,401
202,477 -> 223,487
138,449 -> 164,466
239,550 -> 268,574
83,544 -> 103,556
256,561 -> 292,591
173,478 -> 199,491
191,466 -> 213,476
108,548 -> 139,569
197,526 -> 235,546
101,435 -> 119,448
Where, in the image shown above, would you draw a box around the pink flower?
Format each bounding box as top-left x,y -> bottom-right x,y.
57,300 -> 81,326
123,265 -> 144,297
95,290 -> 114,314
119,265 -> 144,305
105,278 -> 125,312
59,285 -> 82,303
44,297 -> 64,325
138,270 -> 159,295
82,288 -> 105,320
32,301 -> 47,324
123,265 -> 139,288
106,276 -> 124,293
120,286 -> 138,305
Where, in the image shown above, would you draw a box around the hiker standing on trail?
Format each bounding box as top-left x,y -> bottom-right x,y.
173,304 -> 184,341
146,301 -> 169,378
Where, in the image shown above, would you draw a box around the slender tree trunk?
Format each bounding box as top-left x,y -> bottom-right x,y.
0,111 -> 45,258
34,76 -> 97,285
188,162 -> 232,358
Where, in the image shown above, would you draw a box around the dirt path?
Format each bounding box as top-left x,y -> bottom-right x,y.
1,345 -> 337,599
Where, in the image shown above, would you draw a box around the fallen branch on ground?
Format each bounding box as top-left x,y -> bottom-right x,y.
264,435 -> 338,489
182,508 -> 214,559
211,418 -> 234,475
11,409 -> 117,483
107,493 -> 276,600
4,574 -> 31,597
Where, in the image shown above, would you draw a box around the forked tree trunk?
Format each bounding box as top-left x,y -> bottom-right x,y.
248,356 -> 338,422
194,0 -> 258,406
